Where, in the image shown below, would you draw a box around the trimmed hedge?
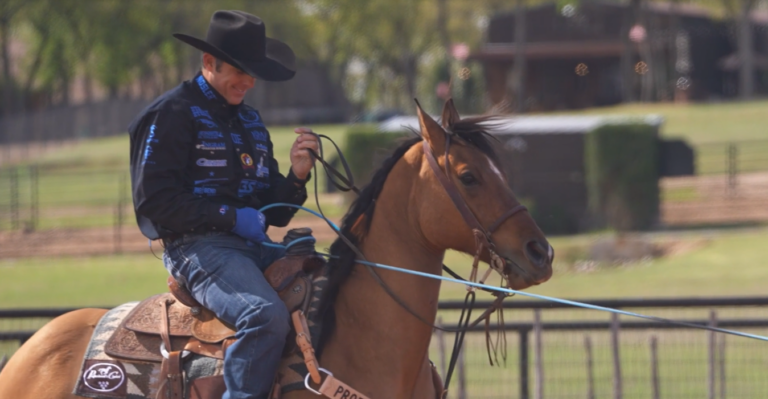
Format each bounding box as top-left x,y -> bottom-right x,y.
342,125 -> 410,189
585,123 -> 660,231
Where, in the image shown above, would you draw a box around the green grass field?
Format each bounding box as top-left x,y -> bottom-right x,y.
3,228 -> 768,397
3,227 -> 768,308
566,99 -> 768,144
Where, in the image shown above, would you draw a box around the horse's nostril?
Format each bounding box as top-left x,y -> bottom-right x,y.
525,240 -> 549,266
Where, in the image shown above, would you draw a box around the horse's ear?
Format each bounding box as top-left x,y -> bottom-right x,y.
415,99 -> 446,152
441,98 -> 461,129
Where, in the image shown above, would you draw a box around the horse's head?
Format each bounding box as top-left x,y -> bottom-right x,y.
414,99 -> 553,290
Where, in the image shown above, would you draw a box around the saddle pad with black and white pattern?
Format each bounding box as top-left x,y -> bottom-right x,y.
73,302 -> 223,399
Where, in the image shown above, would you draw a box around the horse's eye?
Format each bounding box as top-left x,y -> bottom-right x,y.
459,172 -> 478,186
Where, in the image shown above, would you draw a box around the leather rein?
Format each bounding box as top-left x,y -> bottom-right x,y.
307,133 -> 528,332
308,132 -> 529,395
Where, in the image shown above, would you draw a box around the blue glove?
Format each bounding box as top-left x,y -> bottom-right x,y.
232,208 -> 267,243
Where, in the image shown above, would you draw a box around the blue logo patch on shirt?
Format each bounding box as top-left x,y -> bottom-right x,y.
239,109 -> 261,122
142,146 -> 154,165
196,75 -> 217,100
238,179 -> 269,196
254,143 -> 268,153
244,122 -> 264,129
194,177 -> 229,185
198,131 -> 223,139
239,110 -> 265,128
142,125 -> 159,165
196,158 -> 227,167
256,156 -> 270,178
230,133 -> 243,145
250,130 -> 268,142
197,118 -> 218,128
190,106 -> 212,119
196,141 -> 226,151
193,187 -> 217,195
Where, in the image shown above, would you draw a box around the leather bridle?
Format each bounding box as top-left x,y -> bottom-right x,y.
307,133 -> 533,329
307,131 -> 534,395
422,136 -> 530,285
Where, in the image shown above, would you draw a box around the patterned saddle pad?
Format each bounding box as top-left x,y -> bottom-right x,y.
73,302 -> 224,399
73,266 -> 329,399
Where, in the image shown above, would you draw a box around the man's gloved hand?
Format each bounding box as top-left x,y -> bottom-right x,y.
232,207 -> 267,243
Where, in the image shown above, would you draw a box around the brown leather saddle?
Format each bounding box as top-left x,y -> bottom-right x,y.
104,229 -> 326,399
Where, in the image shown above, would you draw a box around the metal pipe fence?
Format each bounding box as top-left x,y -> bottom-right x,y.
432,297 -> 768,399
695,140 -> 768,176
1,137 -> 768,254
0,166 -> 134,257
661,139 -> 768,226
3,298 -> 768,398
0,100 -> 149,149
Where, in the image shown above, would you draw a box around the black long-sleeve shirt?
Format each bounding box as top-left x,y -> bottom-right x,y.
129,73 -> 308,240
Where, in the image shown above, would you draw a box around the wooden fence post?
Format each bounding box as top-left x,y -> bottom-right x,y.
114,172 -> 127,254
727,144 -> 738,194
10,167 -> 19,230
534,309 -> 543,399
30,165 -> 38,231
708,310 -> 717,399
719,335 -> 726,399
585,335 -> 595,399
611,313 -> 623,399
519,328 -> 530,399
650,335 -> 660,399
457,346 -> 467,399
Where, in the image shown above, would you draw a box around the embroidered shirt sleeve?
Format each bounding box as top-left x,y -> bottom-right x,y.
131,106 -> 236,234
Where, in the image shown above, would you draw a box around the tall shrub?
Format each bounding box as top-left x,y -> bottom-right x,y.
343,125 -> 410,189
585,123 -> 659,231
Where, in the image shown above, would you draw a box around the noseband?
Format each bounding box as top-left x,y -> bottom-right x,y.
422,137 -> 528,284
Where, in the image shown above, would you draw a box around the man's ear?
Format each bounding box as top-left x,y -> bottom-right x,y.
415,99 -> 446,154
202,53 -> 215,72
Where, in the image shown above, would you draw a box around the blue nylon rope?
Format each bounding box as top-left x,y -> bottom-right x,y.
258,202 -> 341,232
260,236 -> 316,250
344,258 -> 768,342
258,203 -> 768,342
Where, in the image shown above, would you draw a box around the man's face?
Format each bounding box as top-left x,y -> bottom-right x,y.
202,54 -> 256,105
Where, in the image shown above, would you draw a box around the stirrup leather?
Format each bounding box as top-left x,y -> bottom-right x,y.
288,310 -> 370,399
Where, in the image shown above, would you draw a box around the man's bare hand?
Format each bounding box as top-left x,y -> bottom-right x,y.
290,127 -> 319,181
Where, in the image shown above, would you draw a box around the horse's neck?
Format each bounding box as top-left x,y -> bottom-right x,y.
319,155 -> 443,396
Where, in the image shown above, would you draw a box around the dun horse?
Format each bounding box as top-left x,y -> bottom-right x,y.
0,100 -> 553,398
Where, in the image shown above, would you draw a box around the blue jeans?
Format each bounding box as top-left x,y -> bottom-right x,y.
163,232 -> 289,399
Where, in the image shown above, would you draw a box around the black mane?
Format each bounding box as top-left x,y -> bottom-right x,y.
316,116 -> 500,354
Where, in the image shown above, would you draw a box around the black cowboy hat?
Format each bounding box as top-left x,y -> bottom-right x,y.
174,10 -> 295,82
